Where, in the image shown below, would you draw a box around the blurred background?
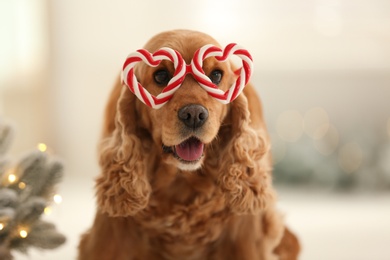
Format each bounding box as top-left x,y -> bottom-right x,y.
1,0 -> 389,259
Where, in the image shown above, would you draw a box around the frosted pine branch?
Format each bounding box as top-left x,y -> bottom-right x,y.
0,119 -> 66,258
32,160 -> 64,199
0,120 -> 13,156
25,220 -> 66,249
15,197 -> 46,224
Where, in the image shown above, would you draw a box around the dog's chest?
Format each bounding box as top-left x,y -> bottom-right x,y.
134,180 -> 230,245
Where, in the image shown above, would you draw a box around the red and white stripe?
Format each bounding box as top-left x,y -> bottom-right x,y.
122,47 -> 186,109
190,43 -> 253,104
122,43 -> 253,109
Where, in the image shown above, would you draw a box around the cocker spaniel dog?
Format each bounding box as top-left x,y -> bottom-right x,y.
78,30 -> 299,260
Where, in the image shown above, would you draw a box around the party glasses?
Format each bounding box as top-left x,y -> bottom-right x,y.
122,43 -> 253,109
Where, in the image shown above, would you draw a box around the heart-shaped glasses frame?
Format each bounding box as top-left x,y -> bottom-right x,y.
122,43 -> 253,109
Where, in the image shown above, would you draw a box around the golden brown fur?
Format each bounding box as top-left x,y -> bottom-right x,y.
78,30 -> 299,260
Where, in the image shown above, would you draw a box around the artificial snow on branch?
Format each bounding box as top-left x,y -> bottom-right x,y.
0,119 -> 66,259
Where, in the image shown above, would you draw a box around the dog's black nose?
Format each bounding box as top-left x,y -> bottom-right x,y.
178,104 -> 209,129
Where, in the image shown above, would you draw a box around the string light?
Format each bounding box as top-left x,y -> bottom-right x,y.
37,143 -> 47,152
18,182 -> 26,189
0,120 -> 66,252
53,194 -> 62,204
8,173 -> 17,184
44,207 -> 52,215
19,229 -> 28,238
3,167 -> 18,185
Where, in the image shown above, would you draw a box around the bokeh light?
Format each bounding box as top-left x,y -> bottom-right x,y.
276,110 -> 304,142
304,107 -> 330,139
19,228 -> 28,238
18,182 -> 26,190
53,194 -> 63,204
44,207 -> 52,215
7,172 -> 17,184
338,142 -> 363,174
37,143 -> 47,152
313,124 -> 339,156
4,168 -> 20,185
270,133 -> 286,165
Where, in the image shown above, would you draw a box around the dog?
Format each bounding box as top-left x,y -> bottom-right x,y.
78,29 -> 300,260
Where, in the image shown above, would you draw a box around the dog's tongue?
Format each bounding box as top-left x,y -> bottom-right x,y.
175,137 -> 204,161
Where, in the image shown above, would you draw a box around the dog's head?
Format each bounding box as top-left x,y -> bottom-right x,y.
131,30 -> 239,171
97,30 -> 272,217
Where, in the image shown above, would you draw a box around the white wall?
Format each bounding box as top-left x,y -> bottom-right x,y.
0,0 -> 51,155
1,0 -> 389,178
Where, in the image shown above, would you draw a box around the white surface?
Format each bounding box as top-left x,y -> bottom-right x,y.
13,178 -> 390,260
278,190 -> 390,260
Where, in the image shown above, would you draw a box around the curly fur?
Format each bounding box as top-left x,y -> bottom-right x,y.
78,30 -> 300,260
213,93 -> 273,214
96,90 -> 151,217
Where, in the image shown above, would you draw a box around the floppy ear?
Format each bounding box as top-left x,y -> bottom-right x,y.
95,83 -> 151,217
216,83 -> 275,214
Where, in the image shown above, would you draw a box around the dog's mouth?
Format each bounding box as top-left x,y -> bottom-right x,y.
163,137 -> 205,163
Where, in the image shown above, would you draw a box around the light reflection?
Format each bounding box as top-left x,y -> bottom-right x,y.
304,107 -> 330,139
276,110 -> 304,142
338,142 -> 363,174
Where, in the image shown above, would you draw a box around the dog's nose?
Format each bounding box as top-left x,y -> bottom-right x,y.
178,104 -> 209,129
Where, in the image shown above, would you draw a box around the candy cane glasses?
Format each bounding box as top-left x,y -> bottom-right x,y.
122,43 -> 253,109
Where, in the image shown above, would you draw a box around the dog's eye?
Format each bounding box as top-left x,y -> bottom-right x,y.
209,70 -> 223,85
154,69 -> 171,86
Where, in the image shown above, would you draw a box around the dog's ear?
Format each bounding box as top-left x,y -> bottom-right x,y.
95,81 -> 151,217
215,82 -> 275,214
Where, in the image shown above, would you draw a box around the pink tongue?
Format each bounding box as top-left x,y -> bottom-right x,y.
175,138 -> 204,161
